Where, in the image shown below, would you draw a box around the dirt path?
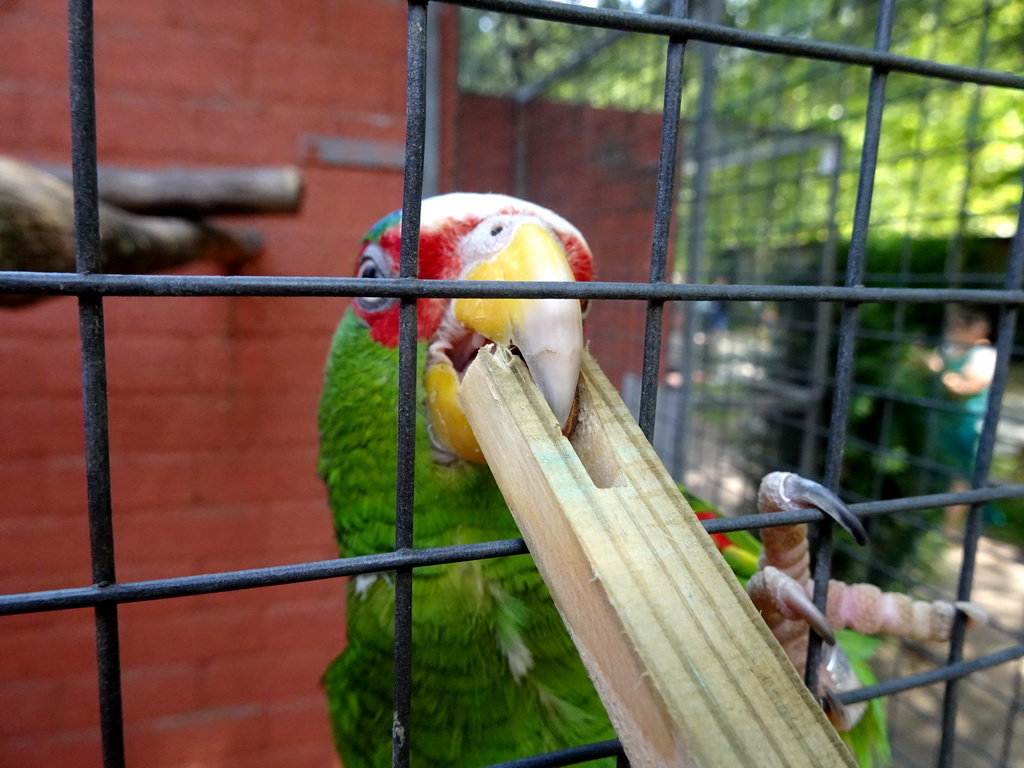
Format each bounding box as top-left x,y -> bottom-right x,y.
879,537 -> 1024,767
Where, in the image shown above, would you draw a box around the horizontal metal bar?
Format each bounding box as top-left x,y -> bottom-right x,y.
0,539 -> 528,615
702,485 -> 1024,536
447,0 -> 1024,90
4,484 -> 1021,616
5,271 -> 1024,305
838,644 -> 1024,705
483,739 -> 625,768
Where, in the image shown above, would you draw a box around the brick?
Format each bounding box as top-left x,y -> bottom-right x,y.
96,31 -> 248,100
227,392 -> 320,451
107,392 -> 233,454
192,448 -> 320,506
264,695 -> 335,750
20,88 -> 72,157
119,600 -> 267,668
114,505 -> 269,574
108,453 -> 195,512
223,742 -> 340,768
43,456 -> 90,517
217,281 -> 340,335
0,613 -> 96,682
255,0 -> 327,44
95,93 -> 198,160
104,334 -> 232,395
189,103 -> 277,164
199,649 -> 329,709
0,87 -> 29,152
0,292 -> 79,339
0,21 -> 69,87
122,663 -> 203,721
249,43 -> 396,113
0,514 -> 92,583
125,706 -> 272,768
104,294 -> 231,339
94,0 -> 172,31
284,168 -> 405,243
0,731 -> 102,768
0,334 -> 83,396
263,592 -> 346,651
324,0 -> 408,63
0,458 -> 47,516
0,673 -> 99,739
0,395 -> 85,459
265,500 -> 335,553
168,0 -> 261,42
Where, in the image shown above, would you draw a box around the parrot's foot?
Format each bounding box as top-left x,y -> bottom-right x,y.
747,471 -> 988,735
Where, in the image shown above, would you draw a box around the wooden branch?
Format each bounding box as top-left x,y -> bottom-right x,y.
459,348 -> 856,768
0,157 -> 262,307
33,162 -> 304,216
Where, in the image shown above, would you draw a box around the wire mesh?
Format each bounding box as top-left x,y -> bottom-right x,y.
2,0 -> 1024,767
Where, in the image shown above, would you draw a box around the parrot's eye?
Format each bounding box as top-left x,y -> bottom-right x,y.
355,243 -> 398,313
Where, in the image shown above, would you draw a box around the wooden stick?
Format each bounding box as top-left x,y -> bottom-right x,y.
0,157 -> 261,307
33,162 -> 304,216
459,347 -> 856,768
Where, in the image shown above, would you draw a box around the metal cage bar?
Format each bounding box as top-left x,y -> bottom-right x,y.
806,0 -> 895,702
67,1 -> 125,767
392,3 -> 431,765
636,0 -> 686,442
1,1 -> 1023,767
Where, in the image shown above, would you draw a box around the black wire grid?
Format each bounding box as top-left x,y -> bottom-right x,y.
3,1 -> 1024,767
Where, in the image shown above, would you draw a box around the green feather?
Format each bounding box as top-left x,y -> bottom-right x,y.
319,311 -> 614,767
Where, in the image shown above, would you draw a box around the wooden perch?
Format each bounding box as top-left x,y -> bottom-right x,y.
33,162 -> 304,216
459,348 -> 856,768
0,157 -> 262,307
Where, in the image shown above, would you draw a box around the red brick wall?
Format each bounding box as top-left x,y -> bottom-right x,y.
456,94 -> 679,389
0,2 -> 438,767
1,3 -> 667,765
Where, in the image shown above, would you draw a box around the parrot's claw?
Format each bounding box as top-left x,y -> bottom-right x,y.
821,686 -> 866,732
751,566 -> 836,645
954,600 -> 989,628
778,473 -> 868,546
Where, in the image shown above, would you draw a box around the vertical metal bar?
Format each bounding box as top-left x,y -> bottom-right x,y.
804,0 -> 894,698
638,0 -> 687,443
394,3 -> 429,766
938,172 -> 1024,768
671,0 -> 720,479
997,653 -> 1024,768
799,135 -> 843,478
423,2 -> 443,198
946,1 -> 992,291
68,2 -> 125,767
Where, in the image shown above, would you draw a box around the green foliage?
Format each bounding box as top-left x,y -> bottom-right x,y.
836,630 -> 892,768
458,1 -> 1024,241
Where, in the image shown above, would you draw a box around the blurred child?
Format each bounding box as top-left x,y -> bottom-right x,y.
926,304 -> 998,529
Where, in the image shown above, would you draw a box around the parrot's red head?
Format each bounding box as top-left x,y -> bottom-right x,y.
352,193 -> 593,464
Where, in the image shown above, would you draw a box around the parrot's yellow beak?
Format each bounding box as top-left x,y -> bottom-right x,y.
425,217 -> 583,465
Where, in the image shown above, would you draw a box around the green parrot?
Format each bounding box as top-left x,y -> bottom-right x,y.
318,193 -> 919,767
317,193 -> 615,767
